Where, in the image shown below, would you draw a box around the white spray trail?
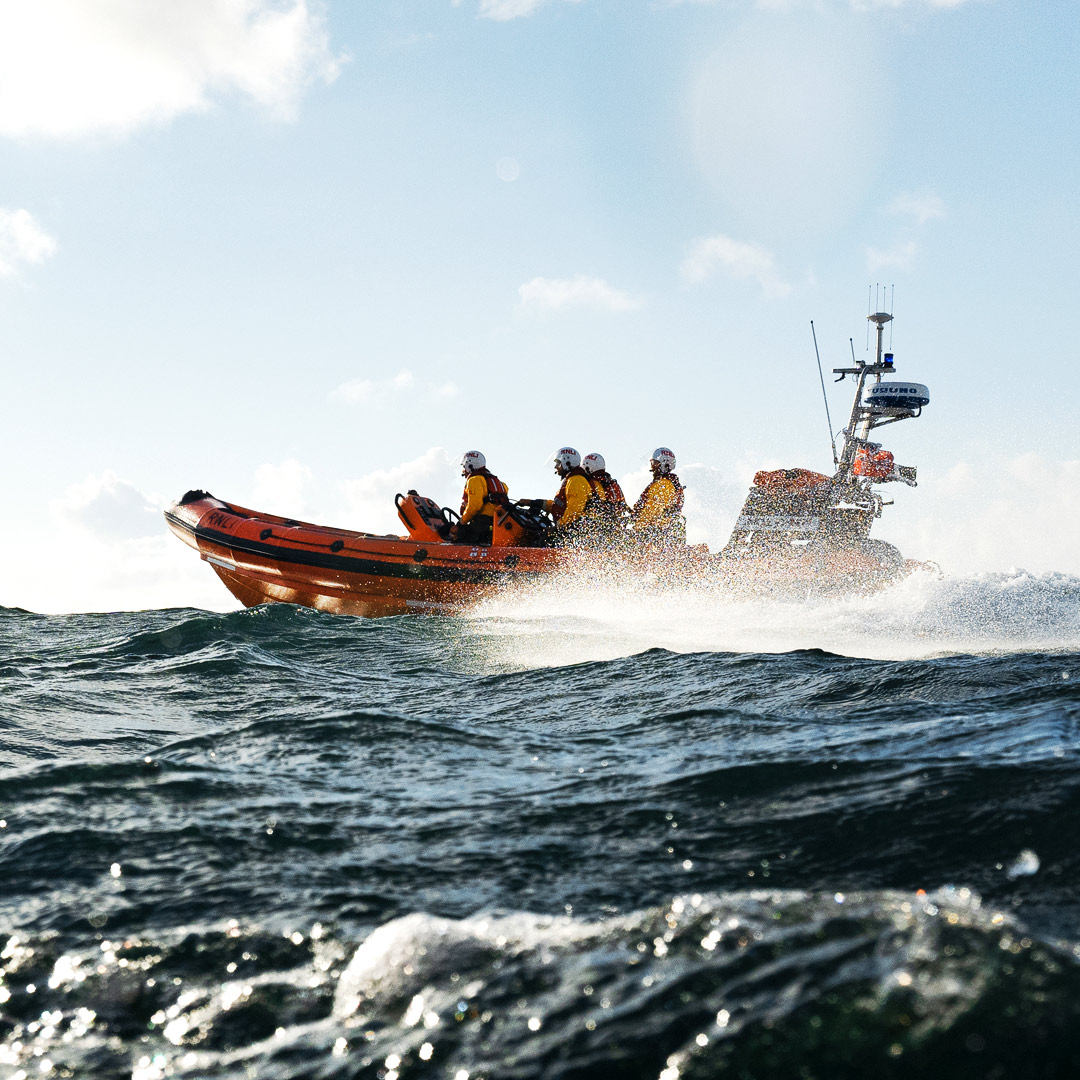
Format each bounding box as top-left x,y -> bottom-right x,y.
464,567 -> 1080,669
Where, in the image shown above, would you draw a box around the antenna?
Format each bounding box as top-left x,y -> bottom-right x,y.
811,321 -> 839,468
866,283 -> 897,351
867,310 -> 894,366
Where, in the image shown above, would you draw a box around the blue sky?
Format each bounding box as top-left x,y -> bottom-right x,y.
0,0 -> 1077,612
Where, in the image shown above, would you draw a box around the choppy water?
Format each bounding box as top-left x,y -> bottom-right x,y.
1,569 -> 1079,1079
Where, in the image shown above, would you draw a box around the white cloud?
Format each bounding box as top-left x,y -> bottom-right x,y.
850,0 -> 973,8
889,190 -> 946,225
866,240 -> 918,272
934,460 -> 977,497
0,527 -> 234,614
20,470 -> 231,613
517,275 -> 641,313
881,454 -> 1080,575
0,0 -> 342,140
51,470 -> 165,540
340,447 -> 459,535
331,370 -> 459,405
478,0 -> 583,21
864,191 -> 942,274
251,458 -> 313,517
0,208 -> 57,276
680,234 -> 791,298
669,0 -> 976,7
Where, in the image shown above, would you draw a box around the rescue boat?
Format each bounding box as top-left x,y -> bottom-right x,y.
165,309 -> 930,615
164,492 -> 563,617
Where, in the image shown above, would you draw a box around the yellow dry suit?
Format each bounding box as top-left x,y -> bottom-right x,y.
457,469 -> 509,544
632,473 -> 686,542
547,469 -> 595,528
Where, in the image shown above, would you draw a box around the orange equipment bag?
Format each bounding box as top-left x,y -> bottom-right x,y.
852,448 -> 895,479
753,468 -> 831,492
395,491 -> 449,543
491,506 -> 526,547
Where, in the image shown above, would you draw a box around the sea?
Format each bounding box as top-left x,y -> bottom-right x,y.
1,567 -> 1079,1080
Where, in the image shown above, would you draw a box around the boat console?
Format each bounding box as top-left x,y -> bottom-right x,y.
723,309 -> 928,561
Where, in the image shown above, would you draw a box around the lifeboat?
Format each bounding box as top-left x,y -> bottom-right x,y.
165,308 -> 931,614
164,491 -> 564,617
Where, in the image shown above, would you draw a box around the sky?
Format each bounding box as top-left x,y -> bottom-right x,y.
0,0 -> 1077,613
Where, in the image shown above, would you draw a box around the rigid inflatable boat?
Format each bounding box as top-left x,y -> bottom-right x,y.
165,309 -> 930,615
164,492 -> 565,617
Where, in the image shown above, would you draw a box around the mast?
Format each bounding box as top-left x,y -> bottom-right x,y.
832,311 -> 895,480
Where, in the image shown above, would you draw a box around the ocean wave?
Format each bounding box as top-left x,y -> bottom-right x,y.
3,710 -> 1076,963
2,889 -> 1077,1079
5,568 -> 1080,678
2,598 -> 1079,1077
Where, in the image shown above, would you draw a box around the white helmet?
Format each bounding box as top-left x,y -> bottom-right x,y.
651,447 -> 676,474
582,452 -> 606,475
461,450 -> 486,475
554,446 -> 581,472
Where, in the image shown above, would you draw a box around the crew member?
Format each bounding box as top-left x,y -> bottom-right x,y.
453,450 -> 508,545
583,453 -> 628,511
631,447 -> 686,544
546,446 -> 596,535
582,452 -> 629,533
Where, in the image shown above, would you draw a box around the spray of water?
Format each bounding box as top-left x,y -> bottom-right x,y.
465,565 -> 1080,669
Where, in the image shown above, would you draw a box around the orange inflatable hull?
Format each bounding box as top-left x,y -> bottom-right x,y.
165,495 -> 562,617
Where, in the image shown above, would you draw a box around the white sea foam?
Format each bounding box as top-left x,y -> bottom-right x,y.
333,910 -> 609,1020
330,886 -> 1023,1039
465,567 -> 1080,667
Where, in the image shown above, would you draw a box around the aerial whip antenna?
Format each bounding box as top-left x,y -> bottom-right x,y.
811,320 -> 839,468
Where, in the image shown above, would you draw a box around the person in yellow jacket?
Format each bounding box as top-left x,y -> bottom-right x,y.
632,447 -> 686,544
545,447 -> 597,534
580,452 -> 630,541
451,450 -> 509,545
582,453 -> 628,518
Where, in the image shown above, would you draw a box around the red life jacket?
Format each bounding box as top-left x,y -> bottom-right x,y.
551,466 -> 597,521
460,468 -> 509,516
595,471 -> 627,506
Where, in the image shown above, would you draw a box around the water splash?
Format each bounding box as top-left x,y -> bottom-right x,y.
1006,849 -> 1041,880
465,568 -> 1080,669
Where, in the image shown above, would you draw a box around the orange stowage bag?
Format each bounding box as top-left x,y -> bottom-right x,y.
852,448 -> 894,479
491,507 -> 526,547
753,468 -> 831,492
